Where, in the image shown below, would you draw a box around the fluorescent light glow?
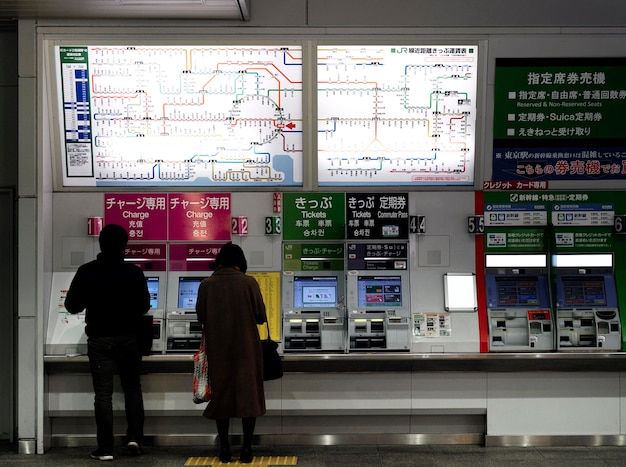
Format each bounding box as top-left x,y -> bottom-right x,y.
551,254 -> 613,268
444,273 -> 477,312
485,254 -> 547,268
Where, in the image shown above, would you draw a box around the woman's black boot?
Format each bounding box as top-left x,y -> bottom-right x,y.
216,418 -> 231,463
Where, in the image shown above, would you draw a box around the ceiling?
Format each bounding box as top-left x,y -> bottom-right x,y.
0,0 -> 250,21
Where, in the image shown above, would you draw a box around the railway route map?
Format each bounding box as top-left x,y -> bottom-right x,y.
317,45 -> 478,186
56,45 -> 303,187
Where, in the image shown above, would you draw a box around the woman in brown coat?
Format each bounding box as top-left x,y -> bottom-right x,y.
196,243 -> 267,463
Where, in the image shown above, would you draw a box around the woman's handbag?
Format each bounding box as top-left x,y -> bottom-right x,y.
262,321 -> 283,381
193,328 -> 212,404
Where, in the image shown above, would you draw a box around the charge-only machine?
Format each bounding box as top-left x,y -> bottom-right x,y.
345,193 -> 411,351
483,195 -> 555,352
281,193 -> 347,352
45,213 -> 169,356
550,195 -> 621,351
45,193 -> 233,357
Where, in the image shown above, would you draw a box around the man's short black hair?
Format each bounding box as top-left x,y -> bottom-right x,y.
99,224 -> 129,254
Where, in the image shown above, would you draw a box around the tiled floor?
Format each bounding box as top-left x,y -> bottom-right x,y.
2,442 -> 626,466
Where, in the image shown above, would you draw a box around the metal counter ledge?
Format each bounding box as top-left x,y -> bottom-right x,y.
44,351 -> 626,374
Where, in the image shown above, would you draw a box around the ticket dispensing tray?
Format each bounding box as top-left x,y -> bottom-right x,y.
557,308 -> 620,349
166,311 -> 202,353
552,254 -> 621,352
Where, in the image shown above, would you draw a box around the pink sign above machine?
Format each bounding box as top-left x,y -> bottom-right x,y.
104,193 -> 168,241
104,193 -> 232,242
169,243 -> 223,272
124,243 -> 168,271
167,193 -> 232,242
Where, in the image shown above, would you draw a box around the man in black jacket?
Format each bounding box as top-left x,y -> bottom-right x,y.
65,223 -> 150,461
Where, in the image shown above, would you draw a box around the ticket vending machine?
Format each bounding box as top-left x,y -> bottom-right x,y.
46,272 -> 88,356
552,254 -> 621,351
485,254 -> 554,352
46,270 -> 167,355
281,243 -> 347,352
346,243 -> 411,351
282,273 -> 346,351
165,272 -> 209,353
144,272 -> 167,354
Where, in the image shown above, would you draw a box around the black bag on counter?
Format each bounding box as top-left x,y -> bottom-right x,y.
262,322 -> 283,381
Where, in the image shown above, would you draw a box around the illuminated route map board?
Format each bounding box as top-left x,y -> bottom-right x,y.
317,45 -> 478,186
56,45 -> 303,187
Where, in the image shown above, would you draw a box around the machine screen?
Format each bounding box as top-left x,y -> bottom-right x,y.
146,276 -> 159,310
178,277 -> 205,309
293,276 -> 338,308
561,276 -> 607,306
495,276 -> 540,306
357,276 -> 402,308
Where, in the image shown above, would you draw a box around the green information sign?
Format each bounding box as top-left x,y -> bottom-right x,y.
282,193 -> 346,240
494,57 -> 626,140
492,57 -> 626,182
483,191 -> 616,253
485,228 -> 546,253
59,47 -> 88,64
283,243 -> 345,271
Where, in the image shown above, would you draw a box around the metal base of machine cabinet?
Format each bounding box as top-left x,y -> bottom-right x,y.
18,439 -> 36,454
51,433 -> 626,449
486,434 -> 626,447
51,433 -> 626,453
51,433 -> 484,448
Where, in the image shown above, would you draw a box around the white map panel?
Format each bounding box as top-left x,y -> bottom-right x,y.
56,45 -> 303,187
317,45 -> 478,186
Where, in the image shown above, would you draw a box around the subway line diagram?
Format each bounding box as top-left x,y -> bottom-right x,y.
59,46 -> 303,187
317,46 -> 478,186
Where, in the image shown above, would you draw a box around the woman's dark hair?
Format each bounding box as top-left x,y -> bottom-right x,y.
212,242 -> 247,273
99,224 -> 129,254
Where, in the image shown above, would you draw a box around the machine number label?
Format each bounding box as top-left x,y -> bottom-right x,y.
265,216 -> 281,235
467,215 -> 484,234
409,215 -> 426,234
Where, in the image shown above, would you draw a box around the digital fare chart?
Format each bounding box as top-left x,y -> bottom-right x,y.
317,46 -> 478,186
57,46 -> 303,187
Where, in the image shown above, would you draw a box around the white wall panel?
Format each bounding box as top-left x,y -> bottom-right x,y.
281,373 -> 411,414
487,372 -> 620,436
411,372 -> 487,414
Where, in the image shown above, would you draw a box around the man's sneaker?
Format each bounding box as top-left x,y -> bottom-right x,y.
90,449 -> 113,461
127,441 -> 142,456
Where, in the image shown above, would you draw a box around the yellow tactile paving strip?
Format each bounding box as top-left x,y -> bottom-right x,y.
184,456 -> 298,466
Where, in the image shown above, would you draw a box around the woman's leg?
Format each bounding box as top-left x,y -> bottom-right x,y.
240,417 -> 256,463
216,418 -> 231,463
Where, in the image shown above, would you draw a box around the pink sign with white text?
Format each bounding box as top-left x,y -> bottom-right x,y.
167,193 -> 232,241
124,243 -> 167,271
169,243 -> 224,272
104,194 -> 168,241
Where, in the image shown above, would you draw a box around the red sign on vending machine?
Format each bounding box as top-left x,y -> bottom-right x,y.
104,194 -> 168,241
167,193 -> 232,241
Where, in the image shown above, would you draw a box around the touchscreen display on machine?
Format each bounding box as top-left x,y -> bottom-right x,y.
146,276 -> 160,310
561,276 -> 607,306
293,276 -> 338,308
495,276 -> 540,306
177,277 -> 205,309
357,276 -> 402,308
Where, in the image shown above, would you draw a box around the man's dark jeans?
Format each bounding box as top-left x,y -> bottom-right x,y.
88,335 -> 144,453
